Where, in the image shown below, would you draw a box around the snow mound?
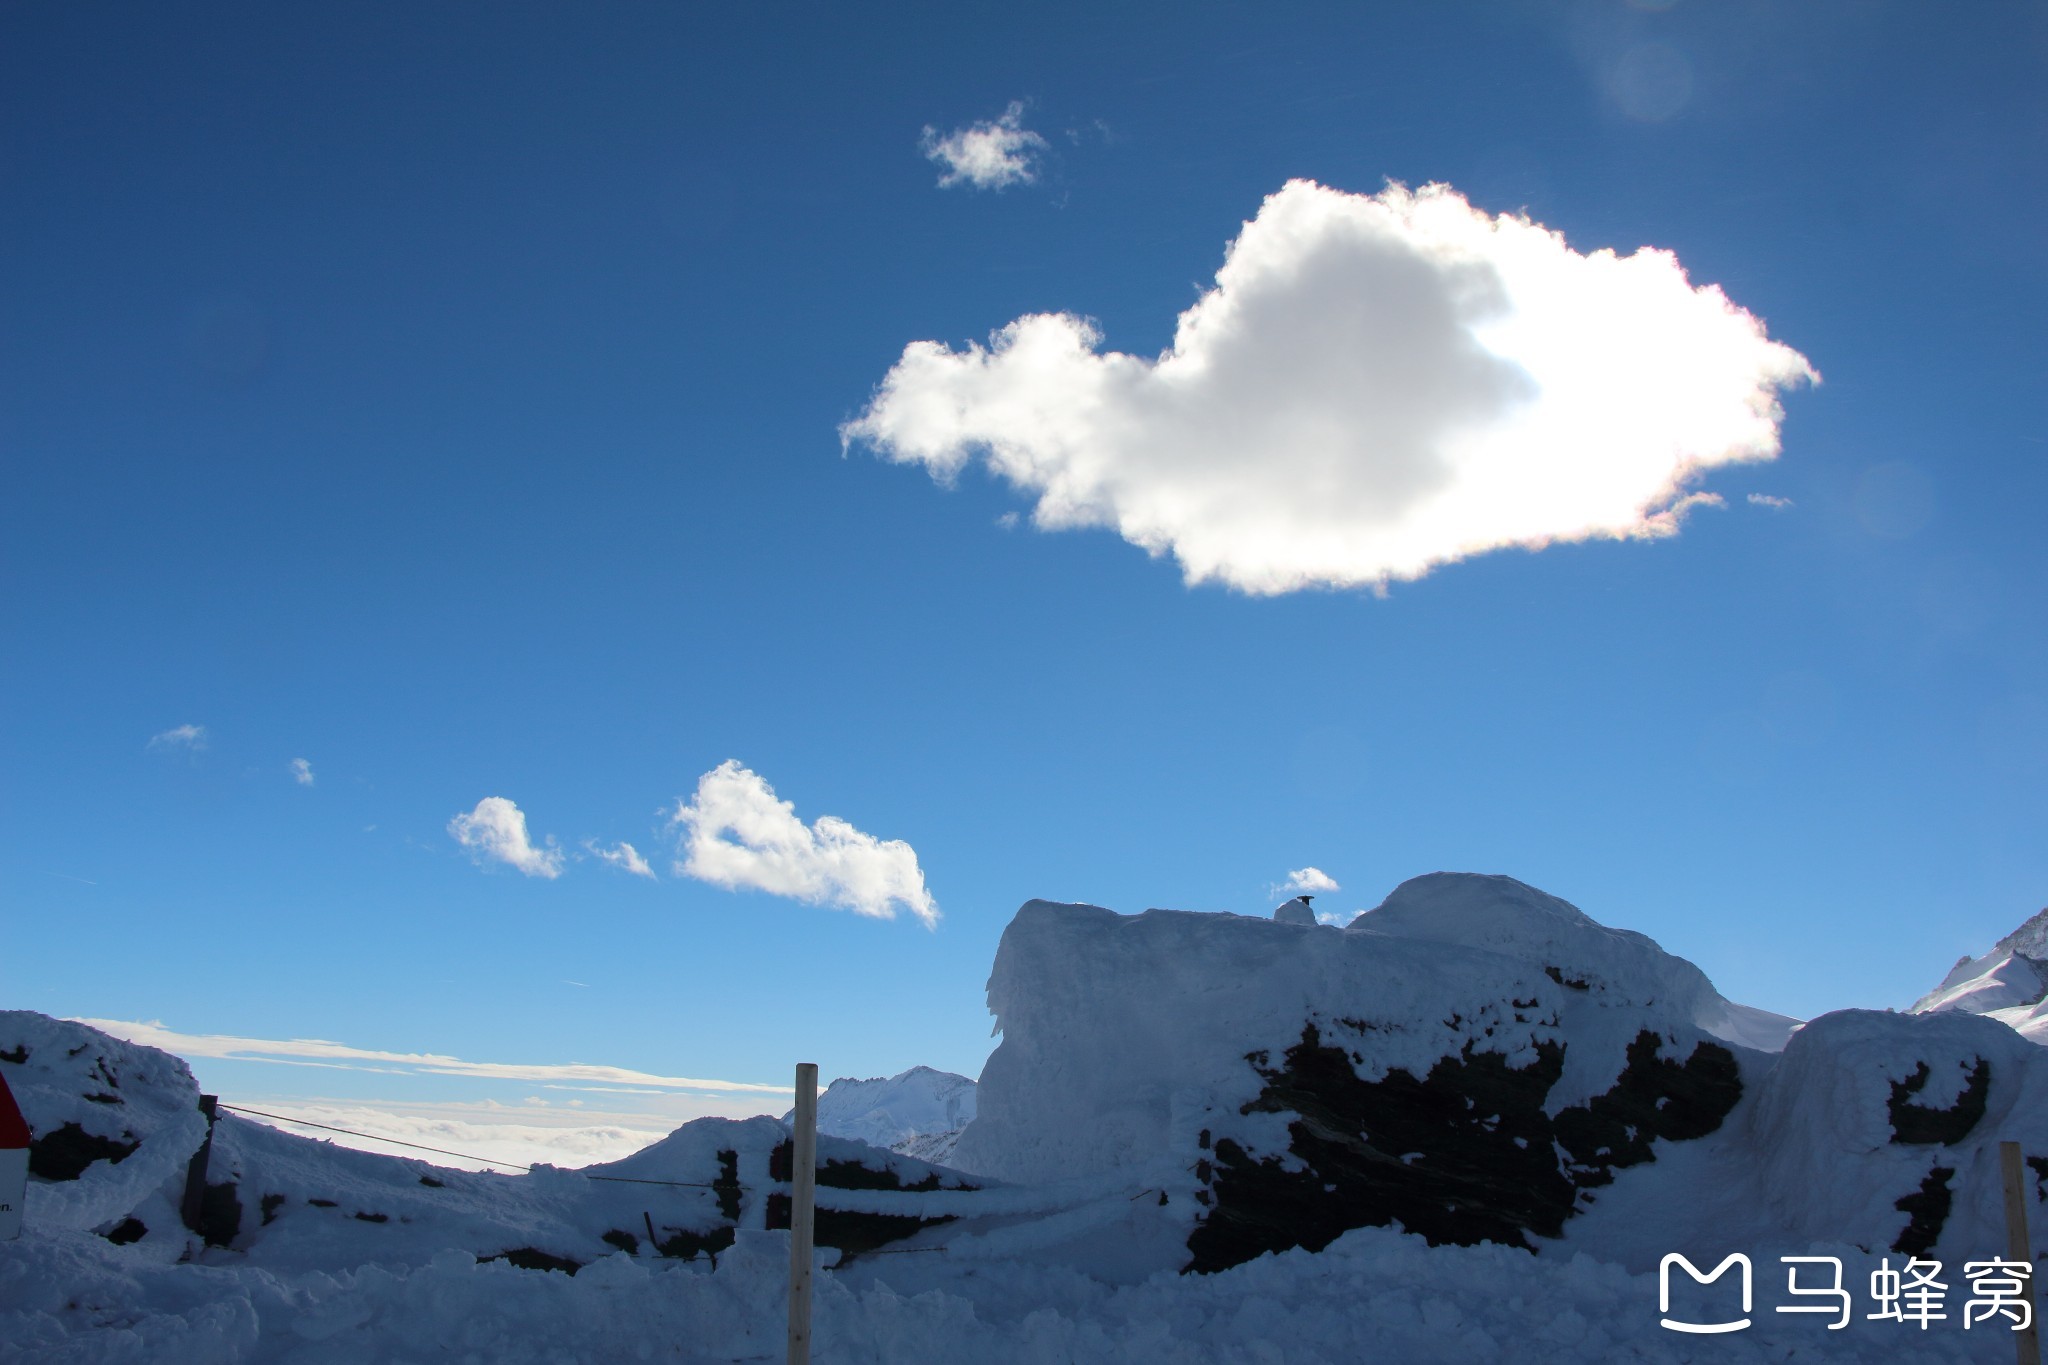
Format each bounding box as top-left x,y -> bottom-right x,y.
787,1066 -> 977,1161
1742,1007 -> 2045,1255
1351,873 -> 1801,1051
0,1011 -> 208,1233
950,874 -> 1813,1271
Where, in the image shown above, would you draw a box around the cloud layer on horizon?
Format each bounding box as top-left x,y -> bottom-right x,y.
844,178 -> 1817,594
668,760 -> 938,927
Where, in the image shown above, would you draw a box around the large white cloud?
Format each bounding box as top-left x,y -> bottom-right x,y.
844,179 -> 1817,593
667,760 -> 938,927
448,796 -> 564,879
920,101 -> 1047,190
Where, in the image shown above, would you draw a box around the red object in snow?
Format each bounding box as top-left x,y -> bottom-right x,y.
0,1071 -> 29,1149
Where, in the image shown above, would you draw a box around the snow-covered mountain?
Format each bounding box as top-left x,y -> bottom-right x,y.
786,1065 -> 977,1165
1909,905 -> 2048,1043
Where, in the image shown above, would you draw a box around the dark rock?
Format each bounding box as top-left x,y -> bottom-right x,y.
102,1217 -> 146,1245
713,1148 -> 741,1222
194,1181 -> 241,1248
418,1175 -> 445,1188
762,1138 -> 969,1261
1190,1023 -> 1572,1271
29,1122 -> 139,1181
0,1045 -> 28,1064
1888,1059 -> 1989,1145
307,1198 -> 338,1208
1187,1020 -> 1743,1274
353,1211 -> 388,1224
765,1193 -> 951,1261
646,1220 -> 734,1262
1552,1032 -> 1742,1188
1892,1166 -> 1955,1256
260,1194 -> 284,1225
601,1229 -> 638,1255
484,1247 -> 582,1275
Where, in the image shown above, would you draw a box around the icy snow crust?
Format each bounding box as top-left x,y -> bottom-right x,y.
7,874 -> 2048,1362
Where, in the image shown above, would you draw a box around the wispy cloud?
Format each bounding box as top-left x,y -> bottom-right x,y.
845,179 -> 1816,594
1275,867 -> 1340,898
1748,493 -> 1794,510
587,839 -> 655,879
148,723 -> 207,752
75,1018 -> 790,1096
291,757 -> 315,786
449,796 -> 564,879
920,100 -> 1047,190
667,760 -> 938,927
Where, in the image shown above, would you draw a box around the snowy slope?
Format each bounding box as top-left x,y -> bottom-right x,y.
1911,906 -> 2048,1044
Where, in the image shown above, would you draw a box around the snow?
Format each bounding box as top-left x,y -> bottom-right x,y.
7,874 -> 2047,1362
954,874 -> 1797,1188
1909,906 -> 2048,1044
792,1066 -> 977,1164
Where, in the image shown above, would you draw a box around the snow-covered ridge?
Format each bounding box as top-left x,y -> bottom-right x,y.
1909,904 -> 2048,1043
786,1065 -> 977,1165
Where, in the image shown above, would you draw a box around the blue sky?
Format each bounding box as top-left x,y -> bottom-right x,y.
4,3 -> 2045,1158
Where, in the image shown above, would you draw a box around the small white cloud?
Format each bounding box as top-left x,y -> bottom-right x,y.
1277,867 -> 1340,898
148,723 -> 207,752
1748,493 -> 1794,510
290,757 -> 315,786
1315,908 -> 1365,928
448,797 -> 564,879
920,100 -> 1048,191
587,839 -> 655,879
667,760 -> 938,927
844,179 -> 1816,594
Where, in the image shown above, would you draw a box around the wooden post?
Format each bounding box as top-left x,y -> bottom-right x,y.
2001,1141 -> 2041,1365
788,1063 -> 818,1365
